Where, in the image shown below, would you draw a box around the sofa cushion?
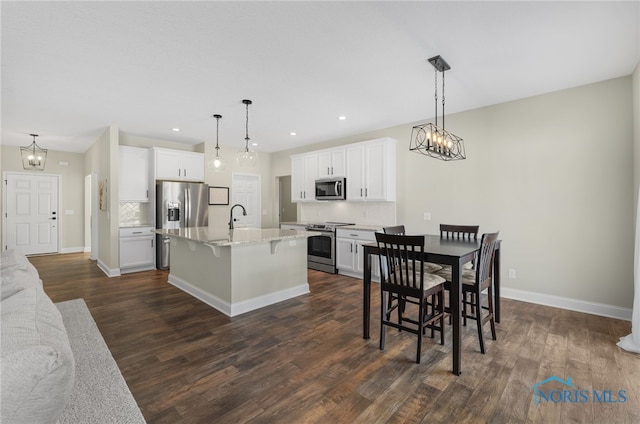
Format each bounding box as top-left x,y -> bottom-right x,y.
1,286 -> 75,424
1,268 -> 44,301
1,250 -> 37,274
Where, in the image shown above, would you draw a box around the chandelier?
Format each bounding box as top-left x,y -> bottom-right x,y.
208,114 -> 226,172
410,55 -> 466,161
236,99 -> 258,167
20,134 -> 48,171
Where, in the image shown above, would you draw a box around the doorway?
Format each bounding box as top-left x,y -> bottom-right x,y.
3,172 -> 60,255
278,175 -> 297,225
231,173 -> 261,228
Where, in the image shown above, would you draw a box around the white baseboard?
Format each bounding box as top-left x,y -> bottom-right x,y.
96,259 -> 121,278
60,247 -> 85,254
501,287 -> 632,321
168,274 -> 310,317
83,246 -> 91,253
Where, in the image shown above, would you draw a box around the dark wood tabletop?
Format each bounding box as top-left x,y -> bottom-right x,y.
362,234 -> 502,375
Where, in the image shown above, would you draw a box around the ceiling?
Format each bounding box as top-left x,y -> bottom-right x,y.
2,1 -> 639,154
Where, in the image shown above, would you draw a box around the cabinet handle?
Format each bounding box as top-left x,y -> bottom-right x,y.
365,188 -> 368,197
355,245 -> 358,253
350,244 -> 353,253
360,188 -> 363,197
327,167 -> 330,175
331,166 -> 334,175
300,191 -> 303,198
151,239 -> 154,247
178,169 -> 181,177
184,169 -> 187,177
132,231 -> 142,234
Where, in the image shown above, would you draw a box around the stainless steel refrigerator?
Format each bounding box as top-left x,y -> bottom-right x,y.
156,180 -> 209,269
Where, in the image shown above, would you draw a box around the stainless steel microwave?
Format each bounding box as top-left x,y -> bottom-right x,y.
315,177 -> 346,200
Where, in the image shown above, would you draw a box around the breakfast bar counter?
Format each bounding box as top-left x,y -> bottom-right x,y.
156,227 -> 318,317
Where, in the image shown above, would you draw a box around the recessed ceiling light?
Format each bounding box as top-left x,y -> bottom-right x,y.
252,142 -> 258,147
290,132 -> 297,136
171,128 -> 180,132
337,116 -> 347,121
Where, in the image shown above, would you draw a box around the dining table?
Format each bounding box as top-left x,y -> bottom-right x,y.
362,234 -> 502,375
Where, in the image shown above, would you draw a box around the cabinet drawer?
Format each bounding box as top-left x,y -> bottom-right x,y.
336,229 -> 376,241
119,227 -> 154,237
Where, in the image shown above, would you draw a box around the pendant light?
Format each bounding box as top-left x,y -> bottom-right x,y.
236,99 -> 258,167
409,55 -> 466,161
20,133 -> 47,171
208,114 -> 226,172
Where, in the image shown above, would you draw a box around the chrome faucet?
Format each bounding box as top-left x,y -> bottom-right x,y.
229,204 -> 247,230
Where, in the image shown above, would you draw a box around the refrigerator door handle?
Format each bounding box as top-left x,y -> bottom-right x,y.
185,189 -> 190,227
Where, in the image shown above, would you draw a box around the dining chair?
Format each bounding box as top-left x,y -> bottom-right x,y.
439,224 -> 479,241
383,225 -> 442,273
375,232 -> 446,364
439,224 -> 479,270
382,225 -> 444,329
445,231 -> 499,354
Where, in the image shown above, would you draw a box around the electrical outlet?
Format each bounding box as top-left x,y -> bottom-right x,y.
509,269 -> 516,279
423,212 -> 431,221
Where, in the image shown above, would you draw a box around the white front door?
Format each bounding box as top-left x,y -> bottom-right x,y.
3,172 -> 59,255
231,173 -> 261,228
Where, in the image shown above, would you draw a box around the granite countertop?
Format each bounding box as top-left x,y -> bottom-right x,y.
280,222 -> 386,232
155,227 -> 320,247
341,224 -> 384,232
119,223 -> 154,229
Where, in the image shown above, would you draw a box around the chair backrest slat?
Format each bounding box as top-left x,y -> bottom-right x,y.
476,232 -> 499,285
375,232 -> 425,292
440,224 -> 479,241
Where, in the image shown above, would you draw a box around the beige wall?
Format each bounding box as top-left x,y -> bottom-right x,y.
1,145 -> 86,252
204,144 -> 275,229
83,126 -> 119,273
634,62 -> 640,211
274,76 -> 635,310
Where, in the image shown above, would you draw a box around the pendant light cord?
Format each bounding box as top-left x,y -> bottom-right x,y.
244,101 -> 250,151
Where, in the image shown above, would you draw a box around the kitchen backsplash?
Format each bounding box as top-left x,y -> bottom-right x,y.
299,201 -> 396,226
119,202 -> 150,226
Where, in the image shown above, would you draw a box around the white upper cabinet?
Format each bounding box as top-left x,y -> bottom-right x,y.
291,153 -> 318,202
291,137 -> 396,203
153,148 -> 205,182
119,146 -> 150,202
346,138 -> 396,202
317,147 -> 346,178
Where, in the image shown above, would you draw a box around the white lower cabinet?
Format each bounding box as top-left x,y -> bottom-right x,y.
119,227 -> 155,273
336,228 -> 380,281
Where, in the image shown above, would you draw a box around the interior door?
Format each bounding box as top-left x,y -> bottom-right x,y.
3,172 -> 59,254
231,174 -> 261,228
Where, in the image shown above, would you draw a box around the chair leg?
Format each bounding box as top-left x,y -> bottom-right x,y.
416,301 -> 424,364
397,296 -> 403,331
475,290 -> 485,354
438,290 -> 445,345
430,294 -> 436,339
487,286 -> 497,341
380,292 -> 386,351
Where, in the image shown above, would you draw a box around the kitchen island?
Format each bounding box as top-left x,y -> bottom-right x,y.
155,227 -> 317,317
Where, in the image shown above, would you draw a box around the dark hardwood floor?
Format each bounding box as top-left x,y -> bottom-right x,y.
29,253 -> 639,423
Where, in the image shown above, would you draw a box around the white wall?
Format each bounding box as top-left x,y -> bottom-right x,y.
273,76 -> 635,312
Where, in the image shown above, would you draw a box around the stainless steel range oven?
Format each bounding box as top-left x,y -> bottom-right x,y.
305,222 -> 354,273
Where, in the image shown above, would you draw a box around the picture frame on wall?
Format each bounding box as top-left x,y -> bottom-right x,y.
208,186 -> 229,205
